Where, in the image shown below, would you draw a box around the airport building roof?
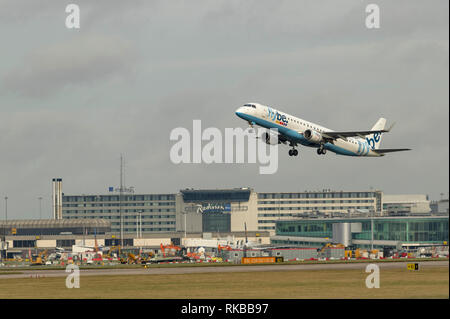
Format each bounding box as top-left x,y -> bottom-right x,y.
276,215 -> 448,222
0,219 -> 111,236
180,188 -> 252,202
0,219 -> 110,228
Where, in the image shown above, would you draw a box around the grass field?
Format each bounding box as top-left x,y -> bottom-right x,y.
0,266 -> 447,299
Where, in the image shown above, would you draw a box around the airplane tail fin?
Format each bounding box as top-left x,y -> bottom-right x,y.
366,118 -> 386,150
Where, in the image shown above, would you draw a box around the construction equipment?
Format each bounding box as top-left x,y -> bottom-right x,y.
160,243 -> 181,257
30,250 -> 48,266
139,251 -> 155,264
217,245 -> 233,260
211,256 -> 223,262
185,251 -> 200,260
119,251 -> 130,264
344,250 -> 352,258
319,243 -> 345,253
104,246 -> 120,260
141,244 -> 187,264
218,244 -> 232,252
317,243 -> 345,259
127,251 -> 158,265
126,253 -> 139,264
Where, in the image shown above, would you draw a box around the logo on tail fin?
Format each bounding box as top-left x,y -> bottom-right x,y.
366,118 -> 386,150
366,133 -> 381,150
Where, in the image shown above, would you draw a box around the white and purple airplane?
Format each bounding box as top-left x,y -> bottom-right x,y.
235,102 -> 410,157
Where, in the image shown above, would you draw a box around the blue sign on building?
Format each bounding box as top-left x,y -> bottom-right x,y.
202,203 -> 231,213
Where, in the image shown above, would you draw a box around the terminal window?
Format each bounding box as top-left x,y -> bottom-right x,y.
202,212 -> 231,233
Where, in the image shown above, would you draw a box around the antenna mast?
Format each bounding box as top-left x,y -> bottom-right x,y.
120,154 -> 124,249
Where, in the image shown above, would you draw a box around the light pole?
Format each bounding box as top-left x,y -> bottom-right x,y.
4,197 -> 8,223
137,211 -> 142,239
3,196 -> 7,262
119,190 -> 123,249
371,210 -> 374,252
180,210 -> 188,244
139,211 -> 142,238
119,154 -> 124,249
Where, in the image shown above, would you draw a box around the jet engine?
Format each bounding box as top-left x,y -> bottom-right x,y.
262,132 -> 279,145
304,129 -> 323,143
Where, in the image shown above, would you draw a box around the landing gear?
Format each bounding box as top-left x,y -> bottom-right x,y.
288,142 -> 299,156
317,145 -> 326,155
247,121 -> 255,134
288,149 -> 298,156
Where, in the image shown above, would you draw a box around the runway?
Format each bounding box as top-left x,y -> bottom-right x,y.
0,260 -> 447,279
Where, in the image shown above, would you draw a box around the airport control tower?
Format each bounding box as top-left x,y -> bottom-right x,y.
52,178 -> 63,220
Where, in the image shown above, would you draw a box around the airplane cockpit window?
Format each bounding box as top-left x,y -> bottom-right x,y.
243,104 -> 256,108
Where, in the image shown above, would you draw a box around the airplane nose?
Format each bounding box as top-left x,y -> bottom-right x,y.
235,107 -> 245,118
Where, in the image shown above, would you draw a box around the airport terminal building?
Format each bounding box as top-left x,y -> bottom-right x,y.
61,188 -> 387,236
271,216 -> 449,250
62,193 -> 178,233
383,194 -> 432,216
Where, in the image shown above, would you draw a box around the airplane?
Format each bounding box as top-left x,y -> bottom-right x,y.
235,102 -> 411,157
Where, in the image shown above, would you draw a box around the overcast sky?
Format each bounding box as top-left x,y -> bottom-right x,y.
0,0 -> 448,219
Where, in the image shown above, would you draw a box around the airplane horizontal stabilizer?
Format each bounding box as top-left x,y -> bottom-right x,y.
374,148 -> 411,154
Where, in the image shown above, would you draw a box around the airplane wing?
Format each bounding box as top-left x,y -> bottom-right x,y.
373,148 -> 411,154
322,123 -> 396,140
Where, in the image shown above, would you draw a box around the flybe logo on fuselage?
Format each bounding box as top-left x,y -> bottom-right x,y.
267,107 -> 288,126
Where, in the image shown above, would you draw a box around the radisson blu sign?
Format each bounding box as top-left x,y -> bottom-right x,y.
200,203 -> 231,213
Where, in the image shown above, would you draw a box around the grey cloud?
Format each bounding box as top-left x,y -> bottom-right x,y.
0,0 -> 57,23
3,35 -> 138,97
